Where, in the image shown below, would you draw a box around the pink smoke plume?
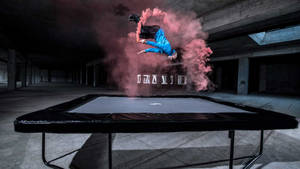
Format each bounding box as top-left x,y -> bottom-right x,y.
136,8 -> 213,91
97,7 -> 213,95
55,0 -> 213,95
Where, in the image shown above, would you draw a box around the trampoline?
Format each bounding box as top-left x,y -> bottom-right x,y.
14,94 -> 298,169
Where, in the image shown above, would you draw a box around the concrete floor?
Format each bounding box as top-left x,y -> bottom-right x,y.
199,92 -> 300,118
0,84 -> 300,169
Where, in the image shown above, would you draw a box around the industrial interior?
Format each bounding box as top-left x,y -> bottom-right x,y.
0,0 -> 300,169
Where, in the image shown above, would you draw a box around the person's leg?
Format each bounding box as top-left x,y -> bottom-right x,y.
130,13 -> 160,41
140,25 -> 160,39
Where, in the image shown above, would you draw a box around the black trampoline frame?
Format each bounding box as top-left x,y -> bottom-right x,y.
14,94 -> 298,169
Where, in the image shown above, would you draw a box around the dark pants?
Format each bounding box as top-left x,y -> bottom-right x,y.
129,14 -> 160,39
140,25 -> 160,39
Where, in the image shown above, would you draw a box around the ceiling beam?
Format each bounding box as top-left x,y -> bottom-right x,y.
210,44 -> 300,62
201,0 -> 300,42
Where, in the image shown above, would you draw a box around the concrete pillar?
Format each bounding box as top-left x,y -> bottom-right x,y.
71,71 -> 74,83
72,71 -> 75,84
48,69 -> 51,82
33,67 -> 40,84
0,61 -> 7,83
76,71 -> 79,84
21,62 -> 27,87
37,68 -> 40,83
32,67 -> 39,84
80,65 -> 83,85
85,65 -> 88,85
74,71 -> 77,84
32,67 -> 35,84
7,49 -> 16,90
27,62 -> 32,85
93,64 -> 96,87
237,58 -> 249,95
216,67 -> 222,89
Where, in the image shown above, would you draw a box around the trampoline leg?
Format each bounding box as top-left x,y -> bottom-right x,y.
42,132 -> 46,164
242,130 -> 264,169
42,133 -> 63,169
228,130 -> 235,169
259,130 -> 264,155
108,133 -> 112,169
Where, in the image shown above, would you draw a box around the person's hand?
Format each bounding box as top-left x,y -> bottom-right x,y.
172,54 -> 177,60
168,55 -> 173,60
139,39 -> 146,44
137,50 -> 145,55
170,51 -> 177,60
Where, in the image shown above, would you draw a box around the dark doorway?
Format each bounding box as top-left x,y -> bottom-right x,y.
211,60 -> 238,93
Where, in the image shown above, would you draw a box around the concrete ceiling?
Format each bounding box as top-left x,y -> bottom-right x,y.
165,0 -> 238,17
0,0 -> 237,48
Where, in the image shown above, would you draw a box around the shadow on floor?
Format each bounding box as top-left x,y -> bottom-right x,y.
69,132 -> 300,169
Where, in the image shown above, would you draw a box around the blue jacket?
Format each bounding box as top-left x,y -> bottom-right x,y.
144,29 -> 175,56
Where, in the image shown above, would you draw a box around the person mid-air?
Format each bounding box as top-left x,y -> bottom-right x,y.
129,14 -> 177,60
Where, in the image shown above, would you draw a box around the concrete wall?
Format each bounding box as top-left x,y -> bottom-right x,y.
51,70 -> 72,83
26,67 -> 76,84
40,69 -> 48,82
1,49 -> 80,88
213,53 -> 300,96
